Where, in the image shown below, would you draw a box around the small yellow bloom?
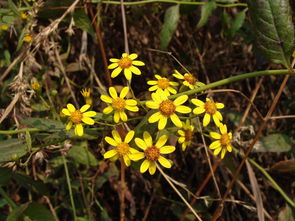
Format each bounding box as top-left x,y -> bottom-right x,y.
31,81 -> 41,91
23,35 -> 32,42
191,98 -> 224,127
131,131 -> 175,175
104,130 -> 138,166
62,103 -> 96,136
80,88 -> 92,105
1,24 -> 8,31
147,74 -> 179,96
101,87 -> 139,123
293,50 -> 295,58
209,124 -> 233,159
21,13 -> 28,19
173,70 -> 205,90
108,53 -> 145,80
146,90 -> 191,130
177,119 -> 194,151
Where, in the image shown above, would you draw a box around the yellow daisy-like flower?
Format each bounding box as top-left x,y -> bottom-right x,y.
191,98 -> 224,127
31,81 -> 41,91
147,74 -> 179,96
62,103 -> 96,136
177,119 -> 194,151
21,13 -> 28,19
173,70 -> 205,90
81,88 -> 92,105
131,131 -> 175,175
146,90 -> 191,130
1,24 -> 8,31
23,35 -> 32,42
100,87 -> 139,123
209,124 -> 233,159
108,53 -> 145,80
104,130 -> 138,166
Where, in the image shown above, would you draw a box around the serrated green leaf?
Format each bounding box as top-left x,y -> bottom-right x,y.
160,5 -> 180,50
255,133 -> 294,152
229,9 -> 246,38
197,1 -> 216,29
0,139 -> 27,163
67,141 -> 99,166
247,0 -> 295,68
22,118 -> 64,131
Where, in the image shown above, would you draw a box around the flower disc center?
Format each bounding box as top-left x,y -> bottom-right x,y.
157,78 -> 170,89
184,74 -> 196,85
145,146 -> 160,161
159,100 -> 176,116
116,143 -> 130,156
70,110 -> 83,124
118,57 -> 132,69
205,100 -> 217,115
112,98 -> 126,111
220,134 -> 231,147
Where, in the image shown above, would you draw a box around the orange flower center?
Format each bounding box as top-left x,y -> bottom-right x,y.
70,110 -> 83,124
31,82 -> 41,90
220,134 -> 231,147
118,57 -> 132,69
159,100 -> 176,116
157,78 -> 170,89
184,74 -> 196,85
204,100 -> 217,115
184,129 -> 192,141
145,146 -> 160,161
116,142 -> 130,156
112,98 -> 126,111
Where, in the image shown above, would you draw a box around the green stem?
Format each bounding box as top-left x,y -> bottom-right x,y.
0,187 -> 17,208
0,128 -> 41,134
62,154 -> 77,220
93,0 -> 247,7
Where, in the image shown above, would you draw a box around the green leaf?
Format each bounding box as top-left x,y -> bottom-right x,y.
229,9 -> 246,38
67,141 -> 99,166
246,0 -> 295,68
0,139 -> 27,163
0,167 -> 13,185
197,1 -> 216,29
7,0 -> 20,16
23,202 -> 55,221
160,5 -> 180,50
73,9 -> 94,35
31,103 -> 51,112
255,133 -> 294,152
22,117 -> 64,131
7,203 -> 29,221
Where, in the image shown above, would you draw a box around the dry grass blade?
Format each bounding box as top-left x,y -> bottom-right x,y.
246,160 -> 265,221
0,93 -> 20,124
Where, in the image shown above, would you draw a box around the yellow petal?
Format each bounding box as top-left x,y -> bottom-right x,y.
216,102 -> 224,109
220,148 -> 227,159
158,156 -> 171,168
120,87 -> 129,98
167,87 -> 177,94
108,63 -> 118,69
129,66 -> 141,75
193,107 -> 205,115
135,138 -> 147,150
147,80 -> 157,85
100,95 -> 113,103
125,99 -> 137,106
119,111 -> 128,122
143,131 -> 153,147
124,130 -> 135,143
160,145 -> 175,154
67,103 -> 76,112
219,124 -> 227,134
65,121 -> 72,130
227,144 -> 232,152
83,111 -> 96,117
173,95 -> 188,106
132,60 -> 145,66
178,137 -> 185,144
203,113 -> 211,127
151,91 -> 162,103
82,117 -> 95,125
209,141 -> 221,149
170,114 -> 182,128
105,136 -> 118,146
110,58 -> 119,62
126,105 -> 139,112
62,108 -> 71,116
75,124 -> 83,136
111,67 -> 122,78
123,155 -> 131,166
148,85 -> 158,91
140,160 -> 150,173
155,135 -> 167,148
158,116 -> 167,130
210,132 -> 221,139
146,101 -> 159,109
175,105 -> 191,114
213,147 -> 222,156
114,111 -> 120,123
129,53 -> 138,60
124,68 -> 132,80
191,99 -> 204,107
213,114 -> 221,127
148,112 -> 161,123
112,130 -> 122,143
103,106 -> 113,114
130,152 -> 145,161
104,149 -> 117,159
109,87 -> 118,99
122,53 -> 128,58
178,130 -> 185,136
148,162 -> 156,175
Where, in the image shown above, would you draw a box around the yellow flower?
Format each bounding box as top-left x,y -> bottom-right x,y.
104,130 -> 138,166
173,70 -> 205,90
21,13 -> 28,19
131,131 -> 175,175
147,74 -> 179,96
81,88 -> 92,105
31,81 -> 41,91
23,35 -> 32,42
1,24 -> 8,31
209,124 -> 233,159
62,103 -> 96,136
191,98 -> 224,127
108,53 -> 145,80
101,87 -> 139,123
177,119 -> 194,151
146,90 -> 191,130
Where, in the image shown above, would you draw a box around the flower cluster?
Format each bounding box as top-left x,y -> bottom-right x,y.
61,52 -> 234,175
